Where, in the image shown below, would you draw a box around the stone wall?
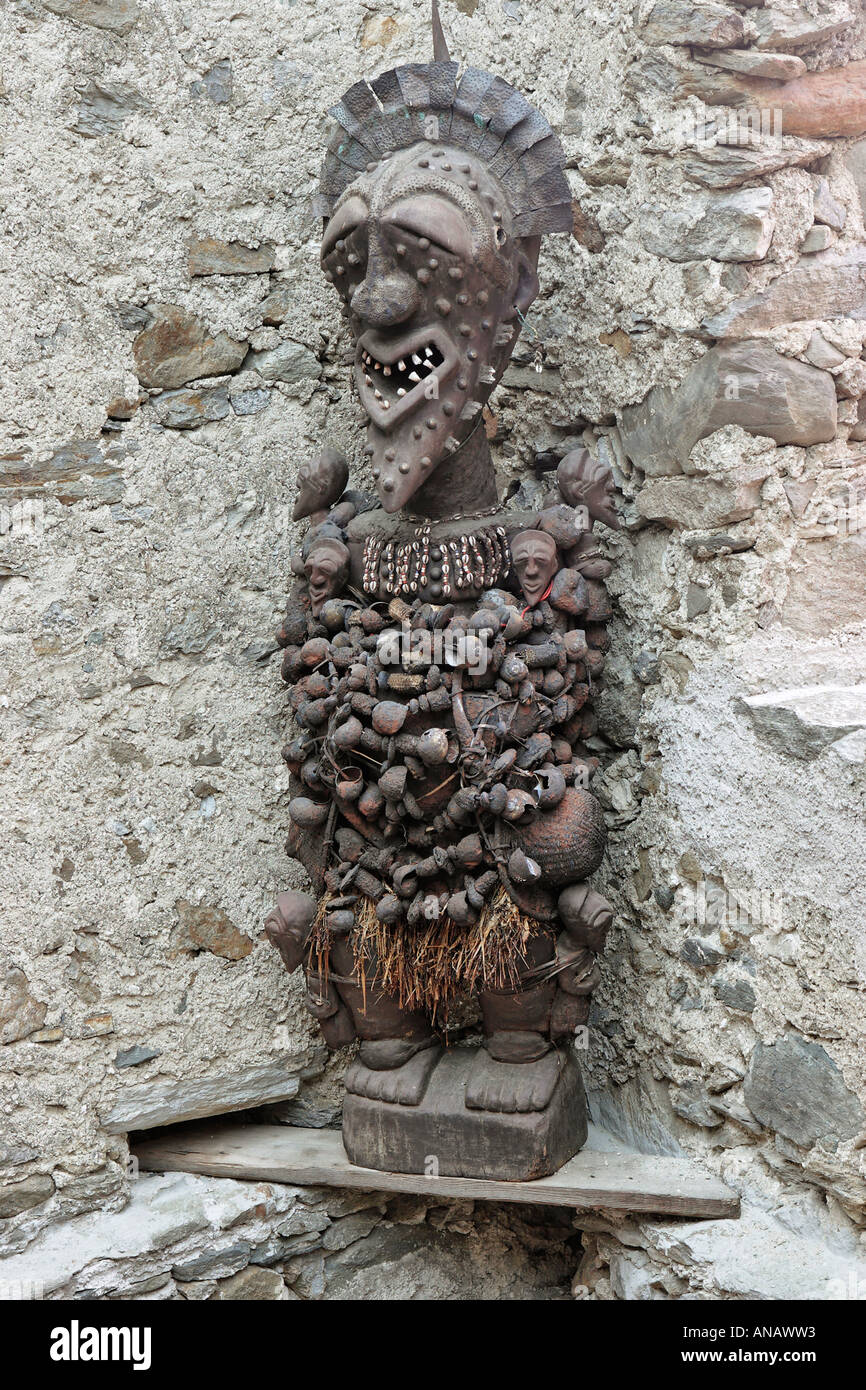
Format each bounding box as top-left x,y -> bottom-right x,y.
2,0 -> 865,1299
0,1167 -> 579,1300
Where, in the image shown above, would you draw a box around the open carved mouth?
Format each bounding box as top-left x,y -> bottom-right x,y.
362,342 -> 444,399
355,328 -> 456,429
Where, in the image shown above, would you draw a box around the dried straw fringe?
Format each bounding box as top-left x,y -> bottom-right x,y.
308,888 -> 542,1019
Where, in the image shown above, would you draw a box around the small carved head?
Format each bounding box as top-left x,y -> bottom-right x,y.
304,538 -> 350,616
511,529 -> 560,607
557,448 -> 620,530
264,889 -> 317,975
293,447 -> 349,522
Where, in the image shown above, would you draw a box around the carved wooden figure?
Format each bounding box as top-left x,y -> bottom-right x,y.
266,4 -> 620,1180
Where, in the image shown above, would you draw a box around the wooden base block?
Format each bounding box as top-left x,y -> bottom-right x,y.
342,1046 -> 588,1181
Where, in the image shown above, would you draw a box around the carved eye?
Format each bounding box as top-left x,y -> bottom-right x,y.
321,196 -> 368,259
323,227 -> 367,264
385,196 -> 472,259
385,224 -> 449,259
321,223 -> 368,297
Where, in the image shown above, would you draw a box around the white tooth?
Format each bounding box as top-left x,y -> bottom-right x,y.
397,387 -> 406,396
409,371 -> 420,382
382,400 -> 390,410
365,375 -> 372,385
398,359 -> 406,372
383,366 -> 391,375
425,347 -> 433,357
374,361 -> 381,370
412,354 -> 422,365
374,389 -> 383,400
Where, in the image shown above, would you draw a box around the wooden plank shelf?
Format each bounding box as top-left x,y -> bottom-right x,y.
133,1121 -> 740,1219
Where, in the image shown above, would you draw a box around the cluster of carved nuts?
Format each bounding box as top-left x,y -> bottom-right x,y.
278,565 -> 611,936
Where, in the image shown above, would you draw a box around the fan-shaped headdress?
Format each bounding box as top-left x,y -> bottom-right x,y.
316,2 -> 572,239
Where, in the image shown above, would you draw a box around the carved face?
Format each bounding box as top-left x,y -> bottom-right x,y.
304,540 -> 350,616
321,142 -> 539,513
293,447 -> 349,522
511,530 -> 559,606
557,449 -> 620,530
586,471 -> 620,530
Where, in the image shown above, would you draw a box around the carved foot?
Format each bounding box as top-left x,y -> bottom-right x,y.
345,1042 -> 442,1107
464,1047 -> 564,1114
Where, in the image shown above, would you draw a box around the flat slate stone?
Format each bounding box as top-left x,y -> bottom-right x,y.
0,441 -> 124,506
72,81 -> 145,138
680,139 -> 832,190
620,341 -> 836,476
114,1044 -> 161,1069
737,684 -> 866,761
188,236 -> 275,277
103,1055 -> 323,1132
0,966 -> 47,1044
43,0 -> 139,34
133,1120 -> 740,1219
703,247 -> 866,338
713,976 -> 757,1013
242,340 -> 320,391
744,1036 -> 863,1148
639,187 -> 774,263
694,49 -> 807,81
641,0 -> 746,48
752,9 -> 854,53
153,384 -> 231,430
133,305 -> 246,390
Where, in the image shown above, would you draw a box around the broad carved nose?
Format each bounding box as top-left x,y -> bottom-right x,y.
351,269 -> 420,327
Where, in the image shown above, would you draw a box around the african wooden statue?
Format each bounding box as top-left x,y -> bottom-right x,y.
266,5 -> 619,1180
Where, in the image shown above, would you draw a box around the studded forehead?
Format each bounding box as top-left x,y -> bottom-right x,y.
335,142 -> 506,214
317,61 -> 572,239
329,144 -> 512,277
375,151 -> 508,232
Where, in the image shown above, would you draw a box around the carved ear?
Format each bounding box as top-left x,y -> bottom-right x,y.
504,237 -> 540,322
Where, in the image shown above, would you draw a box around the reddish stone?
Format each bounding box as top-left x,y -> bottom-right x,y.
571,200 -> 605,253
175,899 -> 253,960
106,395 -> 142,420
133,304 -> 246,390
718,61 -> 866,140
188,236 -> 274,277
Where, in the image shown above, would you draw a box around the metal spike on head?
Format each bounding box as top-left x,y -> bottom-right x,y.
432,0 -> 450,62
